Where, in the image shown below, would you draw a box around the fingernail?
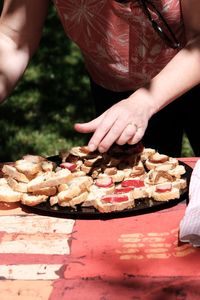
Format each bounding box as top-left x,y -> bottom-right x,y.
88,143 -> 96,152
98,146 -> 105,153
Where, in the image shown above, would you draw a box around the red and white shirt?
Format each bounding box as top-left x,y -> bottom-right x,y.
53,0 -> 185,91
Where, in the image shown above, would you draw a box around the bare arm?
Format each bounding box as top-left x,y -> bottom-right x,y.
75,0 -> 200,152
0,0 -> 49,101
135,0 -> 200,113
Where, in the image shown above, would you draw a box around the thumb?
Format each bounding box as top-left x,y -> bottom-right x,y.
74,115 -> 103,133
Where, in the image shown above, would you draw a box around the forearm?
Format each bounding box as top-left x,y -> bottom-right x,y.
0,0 -> 49,102
0,32 -> 31,102
131,37 -> 200,116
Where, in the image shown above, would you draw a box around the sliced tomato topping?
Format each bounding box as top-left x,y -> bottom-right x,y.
102,195 -> 129,203
95,177 -> 113,188
60,162 -> 77,171
115,187 -> 133,194
121,179 -> 144,188
156,183 -> 172,193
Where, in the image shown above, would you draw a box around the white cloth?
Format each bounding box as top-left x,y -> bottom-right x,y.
179,160 -> 200,247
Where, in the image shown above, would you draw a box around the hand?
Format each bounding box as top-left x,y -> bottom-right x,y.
74,91 -> 155,153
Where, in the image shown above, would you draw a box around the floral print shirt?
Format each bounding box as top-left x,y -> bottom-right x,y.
53,0 -> 185,91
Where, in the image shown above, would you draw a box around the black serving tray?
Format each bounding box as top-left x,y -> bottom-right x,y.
21,157 -> 192,220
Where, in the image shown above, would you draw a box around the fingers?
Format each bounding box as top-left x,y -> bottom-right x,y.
75,115 -> 145,153
74,98 -> 148,153
89,119 -> 125,153
88,118 -> 144,153
74,114 -> 104,133
127,127 -> 144,145
87,113 -> 122,153
116,122 -> 138,145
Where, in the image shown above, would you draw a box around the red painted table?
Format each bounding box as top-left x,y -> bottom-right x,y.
0,157 -> 200,300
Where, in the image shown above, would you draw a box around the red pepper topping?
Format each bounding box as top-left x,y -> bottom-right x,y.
102,195 -> 129,203
121,179 -> 144,188
115,187 -> 133,194
60,162 -> 77,171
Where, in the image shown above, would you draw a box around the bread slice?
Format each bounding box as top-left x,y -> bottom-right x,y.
2,165 -> 30,183
68,175 -> 93,190
15,160 -> 42,176
89,182 -> 115,195
141,148 -> 156,161
172,178 -> 187,190
122,161 -> 146,179
0,178 -> 8,186
22,154 -> 46,163
49,195 -> 59,206
58,176 -> 93,203
21,193 -> 48,206
31,186 -> 57,196
69,146 -> 91,157
27,169 -> 73,192
152,185 -> 180,201
72,170 -> 87,177
145,156 -> 178,171
81,189 -> 104,207
168,165 -> 186,178
41,161 -> 56,172
7,177 -> 28,193
58,191 -> 89,207
58,183 -> 69,192
145,170 -> 174,185
98,170 -> 125,183
93,192 -> 135,213
0,186 -> 22,203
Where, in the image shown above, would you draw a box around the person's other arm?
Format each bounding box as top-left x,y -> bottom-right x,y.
0,0 -> 49,101
75,0 -> 200,153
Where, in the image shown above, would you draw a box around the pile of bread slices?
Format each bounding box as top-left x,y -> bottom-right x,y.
0,143 -> 187,213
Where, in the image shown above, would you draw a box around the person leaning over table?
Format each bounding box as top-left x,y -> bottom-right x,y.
0,0 -> 200,157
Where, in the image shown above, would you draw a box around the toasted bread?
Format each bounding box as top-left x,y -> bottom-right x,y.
141,148 -> 156,161
0,178 -> 8,186
0,186 -> 22,203
58,183 -> 69,192
98,170 -> 125,183
2,165 -> 30,183
58,176 -> 92,203
70,146 -> 92,157
168,165 -> 186,178
152,185 -> 180,201
22,154 -> 46,163
7,177 -> 28,193
58,191 -> 89,207
31,186 -> 57,196
146,155 -> 178,170
21,193 -> 48,206
15,160 -> 42,176
27,169 -> 73,192
145,170 -> 174,185
93,192 -> 135,213
49,195 -> 59,206
41,161 -> 56,172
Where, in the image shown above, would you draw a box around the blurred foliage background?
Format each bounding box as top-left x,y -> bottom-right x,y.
0,3 -> 193,161
0,4 -> 95,161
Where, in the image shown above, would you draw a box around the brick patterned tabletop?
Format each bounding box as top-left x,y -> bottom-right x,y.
0,157 -> 200,300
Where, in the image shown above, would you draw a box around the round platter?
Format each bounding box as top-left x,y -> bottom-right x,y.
21,157 -> 192,220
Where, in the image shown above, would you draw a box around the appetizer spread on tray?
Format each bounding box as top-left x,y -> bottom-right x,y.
0,143 -> 187,213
